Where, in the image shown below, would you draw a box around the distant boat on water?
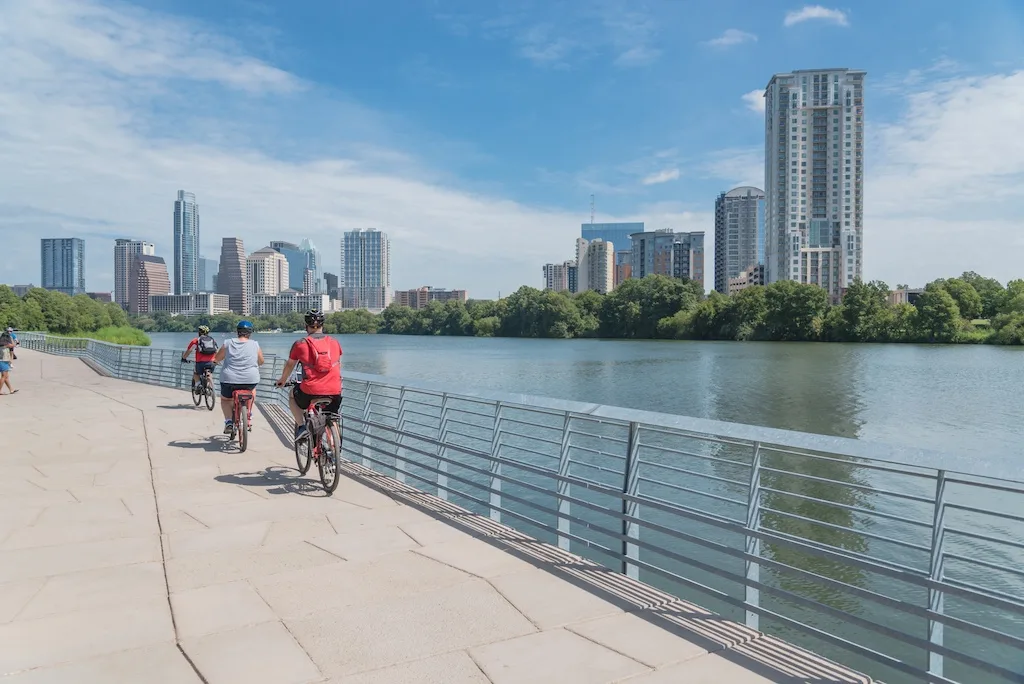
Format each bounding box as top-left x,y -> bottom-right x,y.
257,328 -> 283,334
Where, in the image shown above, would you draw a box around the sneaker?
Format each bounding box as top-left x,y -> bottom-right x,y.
294,424 -> 308,441
223,420 -> 234,435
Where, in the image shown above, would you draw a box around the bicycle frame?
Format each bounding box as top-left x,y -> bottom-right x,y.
232,390 -> 254,427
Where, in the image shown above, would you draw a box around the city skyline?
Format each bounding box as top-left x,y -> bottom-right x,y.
1,2 -> 1021,296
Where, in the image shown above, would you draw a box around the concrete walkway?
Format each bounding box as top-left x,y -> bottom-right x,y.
0,349 -> 872,683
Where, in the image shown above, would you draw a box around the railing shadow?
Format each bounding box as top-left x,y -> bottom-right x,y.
332,459 -> 872,684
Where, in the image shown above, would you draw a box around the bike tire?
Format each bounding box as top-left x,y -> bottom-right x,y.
236,402 -> 248,452
295,430 -> 312,475
204,378 -> 215,411
318,419 -> 341,495
191,382 -> 202,406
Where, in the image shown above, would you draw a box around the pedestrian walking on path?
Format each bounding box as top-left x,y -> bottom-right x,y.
0,328 -> 17,394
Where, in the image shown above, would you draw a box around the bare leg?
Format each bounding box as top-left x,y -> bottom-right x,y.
220,397 -> 232,420
0,371 -> 9,393
288,391 -> 304,427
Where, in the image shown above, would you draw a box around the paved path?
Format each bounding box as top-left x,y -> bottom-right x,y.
0,350 -> 872,683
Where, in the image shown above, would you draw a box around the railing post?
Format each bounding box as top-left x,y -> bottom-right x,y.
556,412 -> 573,551
928,470 -> 948,678
488,402 -> 503,523
435,394 -> 451,500
360,383 -> 374,469
621,421 -> 640,580
745,442 -> 763,631
393,388 -> 408,484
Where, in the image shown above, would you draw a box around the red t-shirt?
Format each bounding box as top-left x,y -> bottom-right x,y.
186,337 -> 217,363
290,334 -> 342,396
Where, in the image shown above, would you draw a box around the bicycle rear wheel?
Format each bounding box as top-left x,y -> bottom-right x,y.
236,402 -> 248,452
191,379 -> 202,406
318,419 -> 341,494
204,376 -> 215,411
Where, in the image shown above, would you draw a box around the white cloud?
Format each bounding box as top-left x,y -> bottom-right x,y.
703,148 -> 764,190
641,169 -> 680,185
783,6 -> 850,27
741,89 -> 766,113
0,0 -> 611,296
705,29 -> 757,48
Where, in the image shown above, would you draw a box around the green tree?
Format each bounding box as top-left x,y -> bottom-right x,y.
761,281 -> 829,341
600,276 -> 703,338
960,271 -> 1004,319
915,286 -> 962,342
838,280 -> 891,342
936,278 -> 983,321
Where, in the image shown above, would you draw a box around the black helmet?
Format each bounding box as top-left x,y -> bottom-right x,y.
236,320 -> 254,333
304,309 -> 325,327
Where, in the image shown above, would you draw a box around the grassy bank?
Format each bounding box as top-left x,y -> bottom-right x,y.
56,326 -> 151,346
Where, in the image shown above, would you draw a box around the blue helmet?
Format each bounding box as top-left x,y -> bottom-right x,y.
236,320 -> 254,333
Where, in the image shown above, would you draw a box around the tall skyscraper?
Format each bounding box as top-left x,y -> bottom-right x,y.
128,255 -> 170,314
340,229 -> 391,310
299,238 -> 321,293
270,239 -> 322,293
173,190 -> 200,294
218,238 -> 248,314
672,232 -> 705,290
542,262 -> 573,292
324,272 -> 339,297
114,239 -> 155,308
581,222 -> 644,254
764,68 -> 865,300
714,187 -> 766,294
40,238 -> 85,296
247,247 -> 290,300
629,230 -> 705,288
198,257 -> 218,292
575,238 -> 614,294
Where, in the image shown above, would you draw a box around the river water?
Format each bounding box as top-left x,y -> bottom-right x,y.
152,332 -> 1024,681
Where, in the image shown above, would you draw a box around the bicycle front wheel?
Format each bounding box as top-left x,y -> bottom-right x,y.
318,419 -> 341,494
204,379 -> 215,411
191,380 -> 202,406
294,429 -> 312,475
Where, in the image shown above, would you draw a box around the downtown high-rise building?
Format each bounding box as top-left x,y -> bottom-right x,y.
114,239 -> 155,308
714,187 -> 766,294
581,222 -> 644,254
198,257 -> 218,292
247,247 -> 290,300
270,239 -> 322,293
173,190 -> 200,295
542,261 -> 573,292
575,238 -> 614,294
340,229 -> 391,310
629,229 -> 705,289
128,255 -> 170,314
764,68 -> 865,300
41,238 -> 86,296
217,237 -> 248,314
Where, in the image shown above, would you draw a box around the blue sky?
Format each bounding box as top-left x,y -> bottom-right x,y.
1,0 -> 1023,297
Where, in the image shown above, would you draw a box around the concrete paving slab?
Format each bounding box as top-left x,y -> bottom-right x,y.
0,535 -> 162,583
308,525 -> 420,561
565,610 -> 711,668
414,537 -> 541,578
325,503 -> 435,534
0,579 -> 45,624
16,562 -> 166,622
469,628 -> 650,684
165,539 -> 343,592
253,550 -> 468,620
399,517 -> 484,546
0,518 -> 154,551
329,651 -> 490,684
171,580 -> 277,638
488,567 -> 630,629
0,598 -> 173,674
285,579 -> 536,678
0,644 -> 202,684
261,514 -> 338,548
181,620 -> 323,684
164,521 -> 270,559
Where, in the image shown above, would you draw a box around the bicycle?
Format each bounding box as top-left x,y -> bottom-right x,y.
229,389 -> 255,452
184,361 -> 216,411
284,382 -> 341,494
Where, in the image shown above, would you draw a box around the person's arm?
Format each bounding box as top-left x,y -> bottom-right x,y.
256,345 -> 265,366
214,344 -> 227,364
275,341 -> 300,386
181,339 -> 195,361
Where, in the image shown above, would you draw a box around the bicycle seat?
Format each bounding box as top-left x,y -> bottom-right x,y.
311,397 -> 334,407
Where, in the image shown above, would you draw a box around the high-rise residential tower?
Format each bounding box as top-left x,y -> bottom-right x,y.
714,187 -> 766,294
173,190 -> 200,294
247,247 -> 290,301
41,238 -> 86,296
114,239 -> 155,308
198,257 -> 218,292
764,68 -> 865,300
340,229 -> 391,310
128,255 -> 170,314
575,238 -> 614,294
673,232 -> 705,290
542,262 -> 573,292
217,238 -> 248,314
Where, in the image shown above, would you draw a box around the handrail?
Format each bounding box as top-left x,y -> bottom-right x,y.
19,332 -> 1024,684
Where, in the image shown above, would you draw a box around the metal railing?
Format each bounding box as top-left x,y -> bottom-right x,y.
21,333 -> 1024,684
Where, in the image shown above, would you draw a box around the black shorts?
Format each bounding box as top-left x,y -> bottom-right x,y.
220,382 -> 258,399
195,361 -> 215,376
292,385 -> 341,415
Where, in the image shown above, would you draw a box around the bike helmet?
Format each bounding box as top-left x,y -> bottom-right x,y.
304,309 -> 326,327
198,325 -> 210,335
236,320 -> 254,334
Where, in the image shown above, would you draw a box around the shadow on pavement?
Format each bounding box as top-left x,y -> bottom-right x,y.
216,465 -> 328,498
167,437 -> 234,453
157,404 -> 204,411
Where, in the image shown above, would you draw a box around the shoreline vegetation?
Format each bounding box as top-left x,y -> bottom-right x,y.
128,271 -> 1022,346
0,287 -> 151,346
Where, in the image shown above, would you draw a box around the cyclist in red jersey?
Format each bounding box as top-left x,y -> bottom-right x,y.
181,325 -> 219,391
274,309 -> 342,441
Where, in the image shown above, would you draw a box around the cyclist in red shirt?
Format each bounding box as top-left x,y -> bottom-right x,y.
274,309 -> 342,440
180,325 -> 219,391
